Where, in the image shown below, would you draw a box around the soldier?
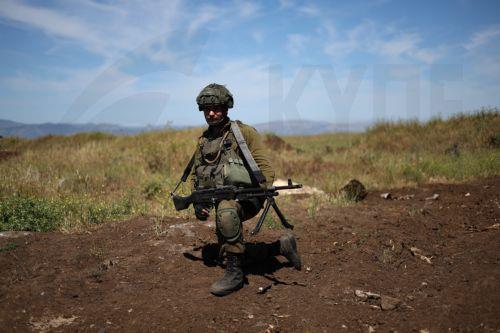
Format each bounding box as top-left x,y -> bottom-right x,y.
190,83 -> 301,296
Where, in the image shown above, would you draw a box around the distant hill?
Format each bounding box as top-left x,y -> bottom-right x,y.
253,119 -> 369,135
0,121 -> 168,139
0,119 -> 370,138
0,119 -> 23,128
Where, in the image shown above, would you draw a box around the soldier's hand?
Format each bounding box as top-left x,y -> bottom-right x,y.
194,204 -> 210,221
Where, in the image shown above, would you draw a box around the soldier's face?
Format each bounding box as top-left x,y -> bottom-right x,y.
202,105 -> 227,125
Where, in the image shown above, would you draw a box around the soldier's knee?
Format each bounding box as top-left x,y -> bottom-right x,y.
216,205 -> 241,243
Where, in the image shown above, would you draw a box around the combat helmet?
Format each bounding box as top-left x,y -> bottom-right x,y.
196,83 -> 234,111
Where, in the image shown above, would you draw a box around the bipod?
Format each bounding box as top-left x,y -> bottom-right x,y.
250,196 -> 294,236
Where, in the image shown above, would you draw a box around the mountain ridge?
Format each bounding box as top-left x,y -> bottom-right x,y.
0,119 -> 370,138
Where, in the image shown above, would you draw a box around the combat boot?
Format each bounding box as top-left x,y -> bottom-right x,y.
279,234 -> 302,270
210,254 -> 243,296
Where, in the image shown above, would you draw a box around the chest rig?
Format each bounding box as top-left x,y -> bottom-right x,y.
195,124 -> 252,189
171,120 -> 267,195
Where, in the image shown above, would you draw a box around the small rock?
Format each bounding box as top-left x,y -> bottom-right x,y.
0,231 -> 31,238
398,194 -> 415,200
465,192 -> 471,197
248,314 -> 254,319
355,289 -> 368,301
485,223 -> 500,230
380,295 -> 402,311
306,266 -> 312,272
368,326 -> 376,333
409,247 -> 433,264
342,324 -> 347,329
380,193 -> 392,200
355,289 -> 381,300
425,194 -> 439,201
100,259 -> 115,271
419,330 -> 430,333
265,324 -> 279,333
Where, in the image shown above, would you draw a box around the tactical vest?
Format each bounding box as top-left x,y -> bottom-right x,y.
194,126 -> 253,190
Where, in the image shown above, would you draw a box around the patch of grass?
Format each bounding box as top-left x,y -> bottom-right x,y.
89,245 -> 106,259
264,215 -> 279,230
328,193 -> 355,207
143,178 -> 164,200
0,242 -> 18,253
0,194 -> 140,232
0,196 -> 65,232
307,195 -> 320,219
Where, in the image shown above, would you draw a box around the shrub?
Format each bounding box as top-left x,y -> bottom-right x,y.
0,196 -> 64,232
143,179 -> 163,200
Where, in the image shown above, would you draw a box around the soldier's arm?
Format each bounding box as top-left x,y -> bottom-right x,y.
240,124 -> 276,187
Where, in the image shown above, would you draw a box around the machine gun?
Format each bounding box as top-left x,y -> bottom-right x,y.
171,179 -> 302,235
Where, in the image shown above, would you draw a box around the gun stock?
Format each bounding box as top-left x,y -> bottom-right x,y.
172,194 -> 192,211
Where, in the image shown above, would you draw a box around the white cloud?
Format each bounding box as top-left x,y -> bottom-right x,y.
322,20 -> 441,64
251,30 -> 264,43
0,0 -> 102,49
76,0 -> 128,16
187,4 -> 219,36
0,0 -> 186,60
464,26 -> 500,50
298,4 -> 321,17
375,33 -> 421,57
184,1 -> 261,38
286,34 -> 309,56
278,0 -> 294,9
235,1 -> 260,18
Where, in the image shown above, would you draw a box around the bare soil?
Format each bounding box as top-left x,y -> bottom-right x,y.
1,177 -> 499,332
0,150 -> 20,161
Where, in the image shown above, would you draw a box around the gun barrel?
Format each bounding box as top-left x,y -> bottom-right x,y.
272,184 -> 303,191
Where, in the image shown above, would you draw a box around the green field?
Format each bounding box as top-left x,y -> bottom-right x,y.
1,108 -> 499,232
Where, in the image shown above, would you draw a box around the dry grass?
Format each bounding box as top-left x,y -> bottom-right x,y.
1,108 -> 498,232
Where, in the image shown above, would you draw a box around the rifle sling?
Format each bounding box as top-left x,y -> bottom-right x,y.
171,151 -> 196,195
181,153 -> 196,183
230,121 -> 267,184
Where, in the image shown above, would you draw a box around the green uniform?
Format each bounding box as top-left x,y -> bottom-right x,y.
189,117 -> 275,254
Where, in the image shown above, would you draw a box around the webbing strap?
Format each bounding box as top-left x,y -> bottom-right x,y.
172,151 -> 195,195
230,121 -> 266,184
181,153 -> 196,183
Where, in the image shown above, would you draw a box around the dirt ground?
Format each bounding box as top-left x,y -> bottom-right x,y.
1,177 -> 499,332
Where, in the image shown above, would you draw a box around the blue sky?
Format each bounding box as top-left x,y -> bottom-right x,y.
0,0 -> 499,127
